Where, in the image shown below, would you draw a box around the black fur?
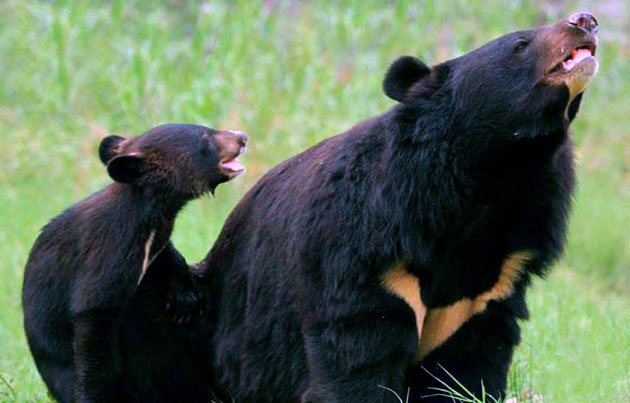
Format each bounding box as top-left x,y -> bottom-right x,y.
98,134 -> 125,164
197,15 -> 597,403
383,55 -> 431,102
22,124 -> 245,402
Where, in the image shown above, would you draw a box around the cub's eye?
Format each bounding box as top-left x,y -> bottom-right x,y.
200,136 -> 212,153
513,41 -> 529,54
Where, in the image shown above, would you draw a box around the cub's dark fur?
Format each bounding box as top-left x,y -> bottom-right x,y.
22,124 -> 246,402
197,13 -> 599,402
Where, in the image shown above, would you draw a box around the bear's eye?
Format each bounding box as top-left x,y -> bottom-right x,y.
513,40 -> 529,54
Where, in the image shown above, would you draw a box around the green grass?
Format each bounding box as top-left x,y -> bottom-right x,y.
0,1 -> 628,401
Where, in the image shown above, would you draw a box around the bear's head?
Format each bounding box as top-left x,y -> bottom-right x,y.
98,124 -> 247,197
383,12 -> 599,138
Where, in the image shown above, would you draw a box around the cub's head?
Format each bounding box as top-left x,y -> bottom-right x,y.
99,124 -> 247,197
384,12 -> 599,138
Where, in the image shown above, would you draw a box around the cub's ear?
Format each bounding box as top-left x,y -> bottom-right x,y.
107,153 -> 145,184
99,135 -> 127,165
383,56 -> 431,102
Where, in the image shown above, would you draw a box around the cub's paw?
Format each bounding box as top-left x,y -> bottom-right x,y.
165,272 -> 208,326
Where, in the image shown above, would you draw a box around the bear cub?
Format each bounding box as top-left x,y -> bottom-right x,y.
22,124 -> 247,402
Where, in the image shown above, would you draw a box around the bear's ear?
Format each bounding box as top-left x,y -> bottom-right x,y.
107,153 -> 146,184
383,56 -> 432,102
99,135 -> 127,165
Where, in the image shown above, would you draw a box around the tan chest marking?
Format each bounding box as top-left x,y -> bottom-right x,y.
418,251 -> 532,359
381,252 -> 532,361
139,230 -> 156,285
382,266 -> 427,341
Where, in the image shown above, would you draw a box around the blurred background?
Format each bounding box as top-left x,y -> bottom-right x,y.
0,0 -> 627,401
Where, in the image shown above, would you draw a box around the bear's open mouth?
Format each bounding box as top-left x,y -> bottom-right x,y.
547,43 -> 597,76
219,146 -> 247,176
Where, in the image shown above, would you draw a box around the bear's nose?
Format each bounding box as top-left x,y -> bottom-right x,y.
229,130 -> 248,146
568,12 -> 598,34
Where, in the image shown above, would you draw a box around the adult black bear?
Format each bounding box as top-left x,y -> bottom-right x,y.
198,12 -> 599,402
22,124 -> 247,402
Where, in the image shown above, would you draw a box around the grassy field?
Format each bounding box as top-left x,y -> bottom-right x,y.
0,0 -> 628,401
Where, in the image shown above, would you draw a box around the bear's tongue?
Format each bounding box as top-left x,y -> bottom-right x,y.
220,158 -> 245,173
562,48 -> 592,71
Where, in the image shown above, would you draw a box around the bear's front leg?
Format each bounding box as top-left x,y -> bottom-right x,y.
156,242 -> 208,326
407,295 -> 524,402
301,299 -> 419,403
72,310 -> 121,402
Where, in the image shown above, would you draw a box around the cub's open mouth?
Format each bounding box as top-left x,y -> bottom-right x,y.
547,43 -> 597,76
219,146 -> 246,176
